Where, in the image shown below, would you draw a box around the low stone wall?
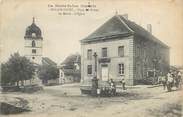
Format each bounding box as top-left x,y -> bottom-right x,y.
1,85 -> 43,93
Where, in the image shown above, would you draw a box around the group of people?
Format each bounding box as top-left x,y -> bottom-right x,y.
105,70 -> 182,96
160,71 -> 182,92
107,78 -> 126,96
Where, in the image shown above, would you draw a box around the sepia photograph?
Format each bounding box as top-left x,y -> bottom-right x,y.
0,0 -> 183,117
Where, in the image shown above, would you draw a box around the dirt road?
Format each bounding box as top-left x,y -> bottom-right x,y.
0,84 -> 182,117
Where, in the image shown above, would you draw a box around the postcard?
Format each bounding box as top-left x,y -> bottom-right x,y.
0,0 -> 182,117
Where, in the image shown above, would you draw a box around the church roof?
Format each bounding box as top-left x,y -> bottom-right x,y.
81,15 -> 169,48
24,17 -> 43,39
42,57 -> 57,66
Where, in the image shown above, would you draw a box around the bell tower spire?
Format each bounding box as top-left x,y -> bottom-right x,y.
33,17 -> 35,24
115,10 -> 118,15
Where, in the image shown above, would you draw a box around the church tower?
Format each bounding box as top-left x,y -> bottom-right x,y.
24,17 -> 43,65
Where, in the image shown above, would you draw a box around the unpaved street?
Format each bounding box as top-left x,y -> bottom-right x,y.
0,84 -> 182,117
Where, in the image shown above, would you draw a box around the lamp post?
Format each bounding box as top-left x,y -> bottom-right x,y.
91,52 -> 98,96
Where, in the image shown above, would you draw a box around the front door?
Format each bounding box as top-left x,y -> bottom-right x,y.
101,64 -> 109,81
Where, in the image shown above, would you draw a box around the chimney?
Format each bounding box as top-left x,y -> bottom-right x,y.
147,24 -> 152,33
122,14 -> 128,20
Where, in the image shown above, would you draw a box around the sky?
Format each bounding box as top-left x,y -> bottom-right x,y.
0,0 -> 183,65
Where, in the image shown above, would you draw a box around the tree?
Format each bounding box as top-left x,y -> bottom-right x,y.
1,53 -> 35,86
38,65 -> 59,84
1,63 -> 12,85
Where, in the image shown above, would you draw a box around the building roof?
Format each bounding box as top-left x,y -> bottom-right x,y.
81,15 -> 169,48
42,57 -> 57,66
24,17 -> 43,39
61,54 -> 81,69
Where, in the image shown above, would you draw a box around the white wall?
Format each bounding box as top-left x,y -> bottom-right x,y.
24,39 -> 43,65
24,39 -> 42,47
81,36 -> 134,85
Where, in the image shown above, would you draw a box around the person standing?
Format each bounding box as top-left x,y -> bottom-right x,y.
161,75 -> 167,90
109,79 -> 116,96
175,71 -> 179,89
158,72 -> 163,84
178,71 -> 182,78
121,79 -> 126,90
167,72 -> 173,92
177,71 -> 182,89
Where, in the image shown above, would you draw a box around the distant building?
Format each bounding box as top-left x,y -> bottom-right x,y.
80,14 -> 169,86
59,54 -> 81,84
42,57 -> 57,66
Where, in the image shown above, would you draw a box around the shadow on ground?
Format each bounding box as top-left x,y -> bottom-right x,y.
0,102 -> 31,115
0,97 -> 31,115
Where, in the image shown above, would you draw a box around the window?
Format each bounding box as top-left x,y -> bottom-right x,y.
119,63 -> 124,75
136,46 -> 140,56
32,40 -> 36,47
87,49 -> 92,60
147,71 -> 154,77
32,49 -> 36,54
118,46 -> 124,57
102,48 -> 107,57
87,65 -> 92,75
32,33 -> 36,37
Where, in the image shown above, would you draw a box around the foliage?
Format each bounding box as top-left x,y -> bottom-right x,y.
38,64 -> 59,81
1,63 -> 12,84
1,53 -> 35,85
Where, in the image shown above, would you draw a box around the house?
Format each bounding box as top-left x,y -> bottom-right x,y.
59,54 -> 81,84
80,14 -> 169,87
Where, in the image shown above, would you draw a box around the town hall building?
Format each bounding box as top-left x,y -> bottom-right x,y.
80,14 -> 170,86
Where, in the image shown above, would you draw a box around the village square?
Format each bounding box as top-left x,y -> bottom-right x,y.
0,0 -> 183,117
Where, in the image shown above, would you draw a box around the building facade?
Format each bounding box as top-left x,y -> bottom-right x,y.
24,17 -> 43,65
80,15 -> 169,86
